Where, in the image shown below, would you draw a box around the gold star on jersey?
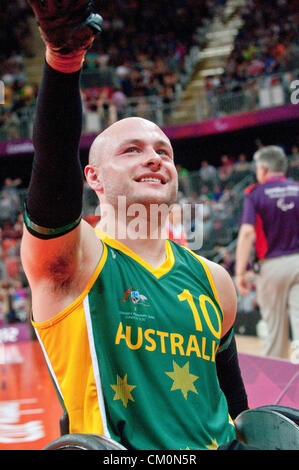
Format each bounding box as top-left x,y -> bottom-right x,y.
166,360 -> 199,399
111,374 -> 136,408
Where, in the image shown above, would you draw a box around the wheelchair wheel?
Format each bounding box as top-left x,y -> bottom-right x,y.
43,433 -> 127,450
235,405 -> 299,450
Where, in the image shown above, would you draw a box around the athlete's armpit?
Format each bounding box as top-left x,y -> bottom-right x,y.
21,219 -> 101,290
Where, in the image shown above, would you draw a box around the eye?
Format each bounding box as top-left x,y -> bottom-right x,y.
157,148 -> 172,159
125,147 -> 140,153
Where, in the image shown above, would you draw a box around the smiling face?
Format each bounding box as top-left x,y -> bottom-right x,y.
85,117 -> 178,210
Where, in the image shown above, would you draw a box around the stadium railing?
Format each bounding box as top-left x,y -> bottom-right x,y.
0,68 -> 298,141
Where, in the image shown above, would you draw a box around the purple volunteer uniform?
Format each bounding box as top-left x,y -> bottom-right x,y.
241,176 -> 299,260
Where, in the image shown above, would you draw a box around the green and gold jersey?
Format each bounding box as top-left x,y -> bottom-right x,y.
32,229 -> 236,450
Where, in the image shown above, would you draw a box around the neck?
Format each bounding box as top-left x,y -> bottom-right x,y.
265,171 -> 285,181
119,236 -> 168,268
97,205 -> 170,268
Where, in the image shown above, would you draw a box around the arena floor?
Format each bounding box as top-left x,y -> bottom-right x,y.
236,334 -> 265,356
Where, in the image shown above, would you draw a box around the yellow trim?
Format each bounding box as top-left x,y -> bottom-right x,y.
183,247 -> 223,313
94,229 -> 175,279
32,243 -> 108,329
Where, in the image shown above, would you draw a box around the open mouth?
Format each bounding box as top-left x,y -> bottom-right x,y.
135,174 -> 166,184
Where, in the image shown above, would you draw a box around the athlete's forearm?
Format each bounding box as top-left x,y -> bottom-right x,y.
216,331 -> 248,419
25,61 -> 84,235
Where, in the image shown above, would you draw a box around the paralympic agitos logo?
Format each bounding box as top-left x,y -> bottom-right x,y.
290,80 -> 299,104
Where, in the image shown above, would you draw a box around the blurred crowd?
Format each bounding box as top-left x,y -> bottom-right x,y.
1,142 -> 299,326
0,2 -> 37,140
205,0 -> 299,96
0,177 -> 30,326
80,0 -> 222,121
0,0 -> 224,139
2,0 -> 298,140
0,1 -> 32,61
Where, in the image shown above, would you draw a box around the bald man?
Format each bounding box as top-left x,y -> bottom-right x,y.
20,23 -> 249,450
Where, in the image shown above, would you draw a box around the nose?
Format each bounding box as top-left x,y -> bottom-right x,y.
143,149 -> 162,170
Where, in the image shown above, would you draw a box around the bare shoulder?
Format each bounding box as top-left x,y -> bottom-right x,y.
21,219 -> 103,322
201,257 -> 237,336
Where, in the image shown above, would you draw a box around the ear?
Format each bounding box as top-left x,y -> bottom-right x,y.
84,165 -> 103,192
261,163 -> 269,175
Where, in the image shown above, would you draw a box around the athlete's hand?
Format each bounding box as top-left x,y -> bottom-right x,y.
27,0 -> 103,54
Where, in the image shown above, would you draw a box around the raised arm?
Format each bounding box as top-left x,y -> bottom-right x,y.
21,1 -> 103,321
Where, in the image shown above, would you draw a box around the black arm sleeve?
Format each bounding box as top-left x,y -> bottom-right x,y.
216,329 -> 249,420
25,61 -> 84,237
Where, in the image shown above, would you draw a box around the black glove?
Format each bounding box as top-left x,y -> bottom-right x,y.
27,0 -> 103,54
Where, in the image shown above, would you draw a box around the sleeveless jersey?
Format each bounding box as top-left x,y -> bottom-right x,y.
32,230 -> 236,450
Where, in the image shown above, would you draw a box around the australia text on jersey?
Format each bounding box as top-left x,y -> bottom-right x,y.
114,290 -> 222,362
115,322 -> 219,362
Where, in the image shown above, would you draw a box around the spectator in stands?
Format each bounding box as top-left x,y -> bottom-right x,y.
2,111 -> 20,140
0,192 -> 15,225
289,145 -> 299,168
288,145 -> 299,180
218,154 -> 235,183
0,247 -> 7,282
0,178 -> 22,223
219,248 -> 235,276
211,184 -> 223,203
10,279 -> 30,323
3,177 -> 22,195
111,87 -> 127,120
199,160 -> 217,184
200,184 -> 214,200
176,163 -> 190,195
0,281 -> 10,325
231,154 -> 253,183
0,281 -> 11,323
190,190 -> 202,203
234,153 -> 252,173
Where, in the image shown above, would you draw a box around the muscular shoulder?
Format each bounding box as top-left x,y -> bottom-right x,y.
200,257 -> 237,336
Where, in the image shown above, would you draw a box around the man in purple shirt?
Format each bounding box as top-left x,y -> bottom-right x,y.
235,146 -> 299,359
